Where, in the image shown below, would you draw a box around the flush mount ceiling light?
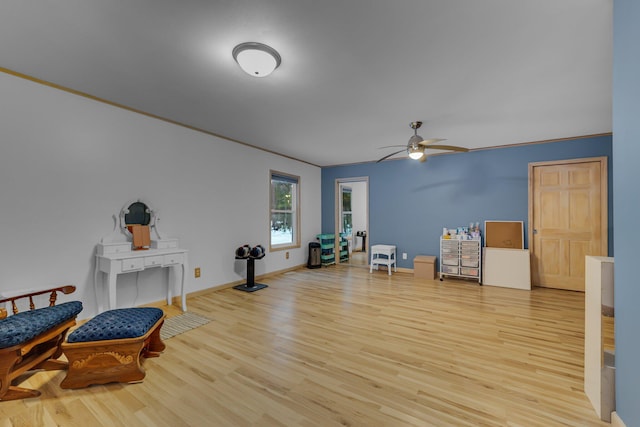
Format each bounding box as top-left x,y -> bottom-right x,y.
232,42 -> 282,77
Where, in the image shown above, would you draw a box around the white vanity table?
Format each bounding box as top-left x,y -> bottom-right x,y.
95,247 -> 188,313
94,199 -> 188,313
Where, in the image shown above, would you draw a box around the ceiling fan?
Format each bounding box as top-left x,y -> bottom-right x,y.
376,121 -> 469,163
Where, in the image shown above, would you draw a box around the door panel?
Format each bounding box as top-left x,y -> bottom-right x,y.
541,192 -> 563,228
539,239 -> 561,276
569,240 -> 589,279
529,158 -> 607,291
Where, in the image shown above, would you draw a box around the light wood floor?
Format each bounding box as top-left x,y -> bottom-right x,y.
1,266 -> 609,426
346,251 -> 368,266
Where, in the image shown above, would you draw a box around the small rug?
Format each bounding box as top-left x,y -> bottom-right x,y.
160,312 -> 211,340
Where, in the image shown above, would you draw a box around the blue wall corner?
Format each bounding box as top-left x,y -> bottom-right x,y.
613,0 -> 640,424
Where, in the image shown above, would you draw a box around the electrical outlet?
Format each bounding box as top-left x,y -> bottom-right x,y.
402,252 -> 407,260
285,251 -> 290,259
194,267 -> 201,278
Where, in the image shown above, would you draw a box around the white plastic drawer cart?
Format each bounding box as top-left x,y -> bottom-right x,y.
439,237 -> 482,284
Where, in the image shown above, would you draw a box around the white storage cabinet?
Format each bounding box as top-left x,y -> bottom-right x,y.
439,238 -> 482,284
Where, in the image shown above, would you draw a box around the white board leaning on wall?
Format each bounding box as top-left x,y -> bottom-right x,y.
482,221 -> 530,290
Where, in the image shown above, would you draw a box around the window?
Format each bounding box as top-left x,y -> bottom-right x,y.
341,186 -> 352,235
270,171 -> 300,250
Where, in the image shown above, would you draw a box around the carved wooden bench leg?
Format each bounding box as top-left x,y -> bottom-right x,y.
0,351 -> 41,401
142,319 -> 166,358
60,310 -> 165,389
0,318 -> 77,401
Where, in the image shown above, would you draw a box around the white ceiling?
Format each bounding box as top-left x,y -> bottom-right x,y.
0,0 -> 612,167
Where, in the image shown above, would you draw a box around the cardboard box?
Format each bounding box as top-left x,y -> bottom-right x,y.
414,255 -> 436,280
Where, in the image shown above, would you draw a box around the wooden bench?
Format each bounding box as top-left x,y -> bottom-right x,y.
0,285 -> 82,401
60,307 -> 165,389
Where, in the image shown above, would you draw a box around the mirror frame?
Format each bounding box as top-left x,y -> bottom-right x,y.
119,199 -> 157,238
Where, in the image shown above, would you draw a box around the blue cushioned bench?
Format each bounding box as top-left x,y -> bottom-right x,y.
60,307 -> 165,389
0,286 -> 82,401
0,301 -> 83,349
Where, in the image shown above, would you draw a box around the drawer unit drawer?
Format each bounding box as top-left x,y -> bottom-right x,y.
460,267 -> 479,276
121,258 -> 144,272
163,253 -> 184,265
461,258 -> 479,267
442,265 -> 458,274
461,241 -> 480,248
144,255 -> 164,267
442,255 -> 459,266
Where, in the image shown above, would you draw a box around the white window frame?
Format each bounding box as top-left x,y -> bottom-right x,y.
269,170 -> 301,251
341,186 -> 353,235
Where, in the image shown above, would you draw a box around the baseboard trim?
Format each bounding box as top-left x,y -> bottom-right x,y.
166,264 -> 308,305
368,266 -> 413,274
612,412 -> 626,427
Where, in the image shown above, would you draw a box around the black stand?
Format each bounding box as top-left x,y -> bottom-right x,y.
233,256 -> 268,292
356,231 -> 367,252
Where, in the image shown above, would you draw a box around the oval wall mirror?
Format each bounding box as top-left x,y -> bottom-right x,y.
120,199 -> 156,238
124,201 -> 151,226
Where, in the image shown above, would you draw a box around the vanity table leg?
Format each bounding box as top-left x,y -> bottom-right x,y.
166,263 -> 187,312
180,258 -> 188,312
94,256 -> 104,313
95,272 -> 105,313
166,267 -> 173,306
107,270 -> 117,311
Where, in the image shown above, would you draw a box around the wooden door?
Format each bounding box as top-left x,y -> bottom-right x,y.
529,158 -> 607,291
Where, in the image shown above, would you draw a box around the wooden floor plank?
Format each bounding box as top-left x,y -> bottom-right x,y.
2,266 -> 609,426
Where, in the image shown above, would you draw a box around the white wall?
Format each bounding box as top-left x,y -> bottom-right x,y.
0,72 -> 321,318
350,181 -> 367,237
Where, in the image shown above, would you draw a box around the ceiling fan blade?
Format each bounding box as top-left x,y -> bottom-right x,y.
378,145 -> 406,149
425,144 -> 469,152
418,138 -> 447,146
419,154 -> 428,163
376,149 -> 405,163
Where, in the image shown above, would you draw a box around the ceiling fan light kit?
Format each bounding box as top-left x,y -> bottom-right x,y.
407,122 -> 425,159
407,143 -> 424,160
376,121 -> 469,163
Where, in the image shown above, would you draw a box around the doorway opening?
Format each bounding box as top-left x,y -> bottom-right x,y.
335,177 -> 369,266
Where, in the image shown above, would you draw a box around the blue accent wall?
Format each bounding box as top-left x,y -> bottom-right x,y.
322,135 -> 612,270
613,1 -> 640,424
